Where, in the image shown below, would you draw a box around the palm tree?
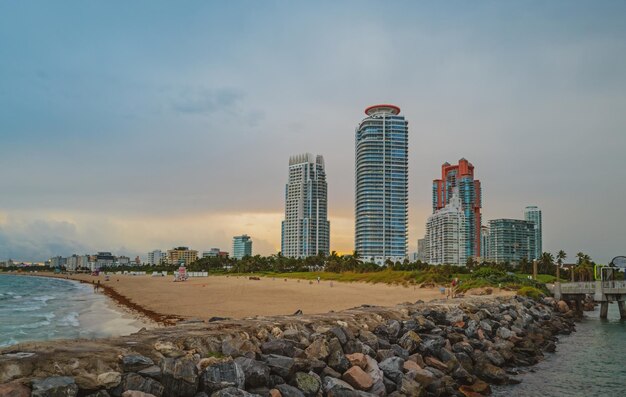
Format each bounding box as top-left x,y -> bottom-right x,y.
540,252 -> 555,275
556,250 -> 566,282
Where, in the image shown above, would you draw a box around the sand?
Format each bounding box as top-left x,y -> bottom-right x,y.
38,273 -> 513,322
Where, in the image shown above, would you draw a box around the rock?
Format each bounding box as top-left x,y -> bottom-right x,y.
322,377 -> 355,393
122,355 -> 155,372
161,357 -> 199,397
424,356 -> 448,372
209,387 -> 257,397
403,360 -> 421,373
326,327 -> 349,345
222,336 -> 260,359
86,391 -> 111,397
304,338 -> 330,361
265,354 -> 296,379
201,361 -> 245,393
31,377 -> 78,397
412,368 -> 436,386
342,366 -> 373,391
345,353 -> 368,370
138,366 -> 163,380
327,338 -> 351,374
496,326 -> 513,340
322,366 -> 342,379
398,331 -> 421,354
234,357 -> 270,389
98,372 -> 122,389
275,384 -> 305,397
121,392 -> 156,397
262,340 -> 297,358
407,353 -> 425,368
199,357 -> 232,371
485,350 -> 505,367
459,379 -> 491,396
154,340 -> 184,358
269,389 -> 281,397
378,357 -> 404,384
290,372 -> 320,397
111,373 -> 164,397
398,375 -> 422,396
0,381 -> 30,397
477,362 -> 509,384
358,330 -> 379,350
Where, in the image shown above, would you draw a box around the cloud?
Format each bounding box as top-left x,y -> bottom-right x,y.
171,87 -> 244,115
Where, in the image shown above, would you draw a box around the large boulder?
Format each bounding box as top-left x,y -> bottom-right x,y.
276,383 -> 305,397
261,340 -> 297,358
304,338 -> 330,361
234,357 -> 270,389
97,372 -> 122,389
111,373 -> 164,397
378,357 -> 404,384
201,361 -> 245,394
398,331 -> 421,354
31,377 -> 78,397
341,366 -> 373,391
290,372 -> 320,397
327,338 -> 350,374
122,355 -> 155,372
160,357 -> 199,397
0,381 -> 30,397
222,336 -> 260,359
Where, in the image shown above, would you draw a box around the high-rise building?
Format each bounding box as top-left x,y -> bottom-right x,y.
417,238 -> 428,263
232,235 -> 252,260
480,226 -> 490,260
487,219 -> 536,264
425,190 -> 468,265
166,247 -> 198,266
148,250 -> 165,265
524,206 -> 542,260
355,104 -> 409,265
432,158 -> 482,259
281,153 -> 330,258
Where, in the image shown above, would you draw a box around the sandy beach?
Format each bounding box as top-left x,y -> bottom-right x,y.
37,273 -> 514,322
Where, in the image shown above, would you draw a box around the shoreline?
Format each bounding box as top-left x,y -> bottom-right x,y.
9,271 -> 515,323
0,295 -> 575,396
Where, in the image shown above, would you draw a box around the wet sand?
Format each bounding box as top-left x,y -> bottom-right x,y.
37,273 -> 513,323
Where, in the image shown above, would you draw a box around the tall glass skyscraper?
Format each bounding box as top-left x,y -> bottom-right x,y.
487,219 -> 535,264
281,153 -> 330,258
432,158 -> 482,259
355,104 -> 408,265
524,206 -> 542,260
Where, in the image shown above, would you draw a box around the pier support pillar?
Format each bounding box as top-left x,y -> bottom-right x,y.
618,301 -> 626,320
600,301 -> 609,319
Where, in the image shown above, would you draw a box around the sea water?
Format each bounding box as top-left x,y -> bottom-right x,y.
0,274 -> 145,347
493,303 -> 626,396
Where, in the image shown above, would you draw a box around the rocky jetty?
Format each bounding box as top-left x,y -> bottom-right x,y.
0,296 -> 575,397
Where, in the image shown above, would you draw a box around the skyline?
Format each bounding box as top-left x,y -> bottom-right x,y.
1,1 -> 626,263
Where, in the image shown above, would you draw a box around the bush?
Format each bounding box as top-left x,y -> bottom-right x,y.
517,286 -> 545,300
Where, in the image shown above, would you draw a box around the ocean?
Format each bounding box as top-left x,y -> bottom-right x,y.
0,274 -> 145,347
493,303 -> 626,396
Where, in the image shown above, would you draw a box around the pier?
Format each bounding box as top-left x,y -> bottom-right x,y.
553,280 -> 626,319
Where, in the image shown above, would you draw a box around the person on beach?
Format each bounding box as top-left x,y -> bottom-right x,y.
317,276 -> 320,284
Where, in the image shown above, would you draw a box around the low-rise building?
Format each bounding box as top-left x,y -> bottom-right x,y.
147,250 -> 165,265
167,247 -> 198,266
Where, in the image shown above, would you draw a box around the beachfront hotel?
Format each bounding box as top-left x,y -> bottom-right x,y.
425,190 -> 468,266
524,205 -> 543,260
281,153 -> 330,258
432,158 -> 482,260
232,235 -> 252,260
355,104 -> 408,265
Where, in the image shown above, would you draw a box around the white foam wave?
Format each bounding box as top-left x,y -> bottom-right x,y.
33,295 -> 55,303
57,312 -> 80,327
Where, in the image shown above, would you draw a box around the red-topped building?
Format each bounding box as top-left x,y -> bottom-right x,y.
432,158 -> 482,259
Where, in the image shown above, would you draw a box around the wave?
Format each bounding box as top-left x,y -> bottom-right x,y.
57,312 -> 80,327
33,295 -> 55,303
0,337 -> 18,347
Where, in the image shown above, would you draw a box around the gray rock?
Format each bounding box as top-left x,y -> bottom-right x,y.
122,355 -> 155,372
261,339 -> 296,357
201,361 -> 245,394
265,354 -> 296,379
326,327 -> 348,345
31,377 -> 78,397
276,383 -> 305,397
221,336 -> 259,359
378,357 -> 404,384
86,391 -> 111,397
357,330 -> 379,350
486,349 -> 505,367
138,365 -> 163,381
209,387 -> 258,397
323,377 -> 354,393
327,338 -> 350,374
160,356 -> 199,397
111,373 -> 164,397
290,372 -> 320,397
234,357 -> 270,388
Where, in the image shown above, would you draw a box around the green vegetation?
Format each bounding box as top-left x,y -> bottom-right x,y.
517,286 -> 545,300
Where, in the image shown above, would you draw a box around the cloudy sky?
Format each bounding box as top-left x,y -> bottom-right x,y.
1,1 -> 625,263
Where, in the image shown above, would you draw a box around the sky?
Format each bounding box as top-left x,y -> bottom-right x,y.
1,1 -> 625,264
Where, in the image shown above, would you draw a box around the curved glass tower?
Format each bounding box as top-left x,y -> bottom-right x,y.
355,104 -> 408,265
